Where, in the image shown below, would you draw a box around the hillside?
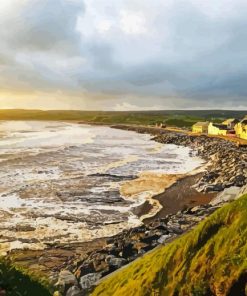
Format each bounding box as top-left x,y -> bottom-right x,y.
0,259 -> 51,296
92,194 -> 247,296
0,109 -> 246,127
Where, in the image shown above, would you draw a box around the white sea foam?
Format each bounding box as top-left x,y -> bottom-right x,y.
0,121 -> 203,253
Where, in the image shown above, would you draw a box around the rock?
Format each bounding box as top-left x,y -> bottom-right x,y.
205,184 -> 224,192
76,262 -> 95,277
167,226 -> 183,234
80,273 -> 102,291
132,242 -> 149,252
106,256 -> 127,268
234,174 -> 246,186
121,242 -> 134,258
107,246 -> 121,257
56,270 -> 77,288
149,223 -> 168,232
140,233 -> 160,244
93,259 -> 109,273
210,186 -> 243,206
158,235 -> 171,244
66,286 -> 83,296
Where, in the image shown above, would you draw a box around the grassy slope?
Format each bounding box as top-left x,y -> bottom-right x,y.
0,259 -> 52,296
92,194 -> 247,296
0,109 -> 246,127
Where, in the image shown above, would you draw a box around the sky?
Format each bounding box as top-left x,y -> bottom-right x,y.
0,0 -> 246,110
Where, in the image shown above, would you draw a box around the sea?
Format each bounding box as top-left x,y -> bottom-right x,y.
0,121 -> 203,254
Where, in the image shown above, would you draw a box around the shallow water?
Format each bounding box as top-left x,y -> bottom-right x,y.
0,121 -> 203,253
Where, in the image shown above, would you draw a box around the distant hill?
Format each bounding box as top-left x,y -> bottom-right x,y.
0,109 -> 246,128
92,193 -> 247,296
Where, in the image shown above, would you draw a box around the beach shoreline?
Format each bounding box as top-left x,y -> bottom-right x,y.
3,123 -> 214,282
5,171 -> 215,286
3,122 -> 246,294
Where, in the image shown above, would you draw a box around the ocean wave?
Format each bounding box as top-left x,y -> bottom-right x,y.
0,121 -> 203,253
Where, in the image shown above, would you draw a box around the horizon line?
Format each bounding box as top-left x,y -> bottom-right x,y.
0,108 -> 247,112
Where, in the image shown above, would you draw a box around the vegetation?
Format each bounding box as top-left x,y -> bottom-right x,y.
92,194 -> 247,296
0,109 -> 246,295
0,109 -> 246,128
0,259 -> 52,296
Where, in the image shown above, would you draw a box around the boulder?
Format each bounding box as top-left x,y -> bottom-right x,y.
121,242 -> 134,258
140,233 -> 160,244
56,270 -> 77,289
158,234 -> 171,244
66,286 -> 83,296
75,262 -> 95,277
234,174 -> 246,186
205,184 -> 224,192
80,273 -> 102,291
93,259 -> 109,273
106,256 -> 127,268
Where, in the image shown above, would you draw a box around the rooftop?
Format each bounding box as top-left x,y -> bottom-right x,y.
211,123 -> 229,130
222,118 -> 239,124
193,121 -> 209,127
240,119 -> 247,124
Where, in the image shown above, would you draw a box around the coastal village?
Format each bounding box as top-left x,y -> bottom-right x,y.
192,115 -> 247,140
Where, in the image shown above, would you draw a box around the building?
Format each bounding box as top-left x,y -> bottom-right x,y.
235,117 -> 247,140
192,122 -> 209,133
222,118 -> 239,129
155,122 -> 166,128
208,122 -> 229,136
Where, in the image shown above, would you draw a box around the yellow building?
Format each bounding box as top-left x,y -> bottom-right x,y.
222,118 -> 239,129
235,117 -> 247,140
208,122 -> 229,136
192,122 -> 209,133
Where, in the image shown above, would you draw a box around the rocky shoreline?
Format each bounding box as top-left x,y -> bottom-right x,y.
113,125 -> 246,192
53,126 -> 246,296
55,186 -> 246,296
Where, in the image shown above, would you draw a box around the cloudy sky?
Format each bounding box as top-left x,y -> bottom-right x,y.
0,0 -> 246,110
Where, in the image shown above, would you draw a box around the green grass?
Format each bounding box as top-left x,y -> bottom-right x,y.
0,259 -> 52,296
92,194 -> 247,296
0,109 -> 245,128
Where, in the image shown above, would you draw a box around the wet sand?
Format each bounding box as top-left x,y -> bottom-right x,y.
120,172 -> 184,220
144,173 -> 216,224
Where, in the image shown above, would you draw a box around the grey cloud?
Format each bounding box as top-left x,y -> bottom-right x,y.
76,1 -> 247,104
1,0 -> 84,54
0,0 -> 246,109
